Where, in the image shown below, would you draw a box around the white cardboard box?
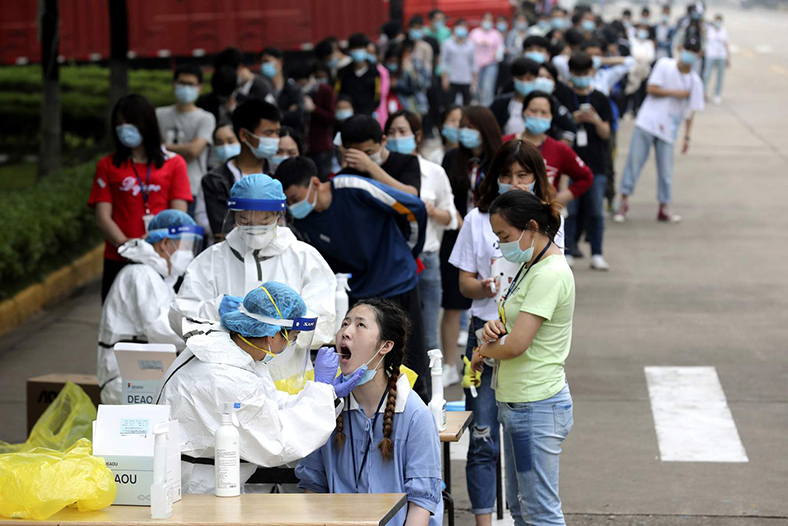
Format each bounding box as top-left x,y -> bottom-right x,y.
93,405 -> 182,506
114,343 -> 177,405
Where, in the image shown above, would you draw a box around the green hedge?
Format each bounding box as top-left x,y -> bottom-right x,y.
0,66 -> 211,157
0,159 -> 103,299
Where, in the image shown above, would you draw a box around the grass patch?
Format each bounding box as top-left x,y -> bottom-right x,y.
0,163 -> 37,191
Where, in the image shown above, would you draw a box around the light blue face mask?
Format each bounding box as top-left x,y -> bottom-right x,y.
459,128 -> 482,149
409,29 -> 423,40
350,49 -> 368,63
336,109 -> 354,121
455,26 -> 469,38
571,75 -> 592,89
551,18 -> 566,29
516,21 -> 528,30
174,84 -> 199,104
582,20 -> 596,32
215,142 -> 241,162
270,155 -> 289,172
592,56 -> 603,70
482,20 -> 493,30
442,125 -> 459,143
680,50 -> 697,66
341,350 -> 385,386
539,20 -> 551,30
366,51 -> 378,64
387,136 -> 417,154
498,180 -> 535,195
288,181 -> 317,219
524,51 -> 546,64
534,77 -> 555,93
116,124 -> 143,148
514,79 -> 536,96
500,230 -> 535,263
385,62 -> 399,73
525,116 -> 552,135
637,29 -> 650,40
497,22 -> 508,32
244,132 -> 279,159
261,61 -> 278,79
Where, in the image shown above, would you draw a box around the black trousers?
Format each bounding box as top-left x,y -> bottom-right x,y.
448,83 -> 472,106
349,284 -> 430,403
101,258 -> 129,304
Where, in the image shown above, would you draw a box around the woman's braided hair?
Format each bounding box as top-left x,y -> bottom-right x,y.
333,298 -> 411,462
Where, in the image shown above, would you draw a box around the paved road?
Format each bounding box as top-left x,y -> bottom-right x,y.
1,4 -> 786,525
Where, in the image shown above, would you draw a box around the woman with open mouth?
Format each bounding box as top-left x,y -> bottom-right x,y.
296,298 -> 444,526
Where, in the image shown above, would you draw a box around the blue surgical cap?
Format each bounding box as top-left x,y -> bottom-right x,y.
145,210 -> 197,244
220,281 -> 307,338
230,174 -> 286,201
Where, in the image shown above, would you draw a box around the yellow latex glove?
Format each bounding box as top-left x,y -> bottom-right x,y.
462,355 -> 481,397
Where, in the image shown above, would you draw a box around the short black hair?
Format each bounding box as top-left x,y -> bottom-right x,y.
260,47 -> 283,60
279,125 -> 304,156
684,37 -> 702,53
568,51 -> 593,73
383,21 -> 402,39
523,36 -> 550,51
571,12 -> 584,25
428,9 -> 445,20
511,57 -> 541,78
539,61 -> 559,81
289,61 -> 311,81
174,64 -> 203,83
642,7 -> 651,15
211,65 -> 237,97
622,9 -> 632,17
214,47 -> 247,69
523,90 -> 555,114
348,33 -> 370,50
581,38 -> 606,51
337,94 -> 355,108
408,15 -> 424,28
232,99 -> 282,138
341,115 -> 383,146
564,28 -> 586,47
276,156 -> 317,190
315,39 -> 334,60
455,18 -> 467,26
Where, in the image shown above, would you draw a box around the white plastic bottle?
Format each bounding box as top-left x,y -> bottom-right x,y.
335,273 -> 352,336
215,403 -> 240,497
151,422 -> 173,519
427,349 -> 447,431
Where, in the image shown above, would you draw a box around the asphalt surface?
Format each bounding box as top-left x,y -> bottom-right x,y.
1,3 -> 786,525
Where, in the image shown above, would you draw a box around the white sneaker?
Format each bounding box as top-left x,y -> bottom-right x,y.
713,96 -> 723,105
565,254 -> 575,267
443,365 -> 461,387
590,255 -> 610,271
456,330 -> 468,347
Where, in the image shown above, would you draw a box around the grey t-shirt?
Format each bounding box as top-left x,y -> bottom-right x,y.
156,105 -> 216,196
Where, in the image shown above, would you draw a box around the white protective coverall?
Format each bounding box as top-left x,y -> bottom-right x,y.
155,326 -> 337,494
168,226 -> 337,381
97,240 -> 185,404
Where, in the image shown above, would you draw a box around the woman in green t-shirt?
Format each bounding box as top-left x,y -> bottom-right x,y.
470,189 -> 575,525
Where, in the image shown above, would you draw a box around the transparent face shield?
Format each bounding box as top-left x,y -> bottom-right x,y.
150,225 -> 205,277
239,305 -> 319,393
221,197 -> 286,252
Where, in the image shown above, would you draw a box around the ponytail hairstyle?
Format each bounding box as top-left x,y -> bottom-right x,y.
478,139 -> 556,213
333,298 -> 411,462
489,189 -> 562,241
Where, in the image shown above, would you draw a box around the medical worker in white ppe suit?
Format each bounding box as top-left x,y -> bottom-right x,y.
97,209 -> 203,404
156,282 -> 364,493
169,173 -> 336,383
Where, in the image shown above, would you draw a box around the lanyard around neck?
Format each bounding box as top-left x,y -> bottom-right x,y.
499,239 -> 552,325
131,162 -> 153,214
347,387 -> 389,493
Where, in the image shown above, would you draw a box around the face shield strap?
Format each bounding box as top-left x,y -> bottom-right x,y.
237,305 -> 318,332
226,198 -> 287,212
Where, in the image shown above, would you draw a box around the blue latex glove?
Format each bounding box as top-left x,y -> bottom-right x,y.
314,346 -> 340,385
332,368 -> 365,399
219,295 -> 242,317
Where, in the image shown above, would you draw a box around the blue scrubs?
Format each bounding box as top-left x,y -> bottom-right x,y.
296,378 -> 444,526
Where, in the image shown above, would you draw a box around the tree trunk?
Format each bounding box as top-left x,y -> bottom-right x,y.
106,0 -> 129,144
38,0 -> 61,179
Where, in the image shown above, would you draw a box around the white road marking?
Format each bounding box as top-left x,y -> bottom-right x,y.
645,366 -> 748,462
755,45 -> 773,54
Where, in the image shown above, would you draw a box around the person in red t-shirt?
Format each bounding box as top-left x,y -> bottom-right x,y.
503,91 -> 593,209
88,94 -> 192,303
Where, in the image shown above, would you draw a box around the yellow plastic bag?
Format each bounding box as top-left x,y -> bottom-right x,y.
0,438 -> 117,520
0,381 -> 96,454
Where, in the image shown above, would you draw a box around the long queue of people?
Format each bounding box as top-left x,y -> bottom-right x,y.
86,3 -> 720,525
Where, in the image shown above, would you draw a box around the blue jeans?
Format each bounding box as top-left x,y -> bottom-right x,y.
477,63 -> 499,107
498,384 -> 574,526
619,126 -> 675,205
417,251 -> 442,351
565,173 -> 606,256
703,57 -> 726,98
464,316 -> 500,515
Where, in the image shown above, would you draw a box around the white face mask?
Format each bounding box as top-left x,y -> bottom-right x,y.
239,223 -> 277,250
169,250 -> 194,277
369,147 -> 385,166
